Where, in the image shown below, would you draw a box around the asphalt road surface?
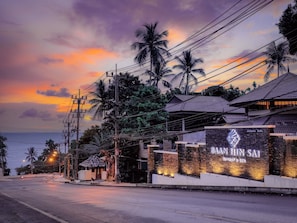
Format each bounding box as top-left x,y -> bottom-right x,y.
0,175 -> 296,223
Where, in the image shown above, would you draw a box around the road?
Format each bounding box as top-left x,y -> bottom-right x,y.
0,175 -> 296,223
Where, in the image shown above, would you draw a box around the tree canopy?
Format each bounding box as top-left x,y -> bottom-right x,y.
0,135 -> 9,176
172,50 -> 205,95
131,22 -> 171,85
120,85 -> 168,138
277,0 -> 297,55
263,41 -> 296,81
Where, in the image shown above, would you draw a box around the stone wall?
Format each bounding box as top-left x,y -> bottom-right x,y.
147,145 -> 159,183
270,134 -> 286,175
283,136 -> 297,178
154,151 -> 178,177
148,126 -> 297,184
177,143 -> 206,177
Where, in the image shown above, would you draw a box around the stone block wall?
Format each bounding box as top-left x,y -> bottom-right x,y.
283,136 -> 297,178
177,144 -> 206,177
270,134 -> 286,175
147,145 -> 160,183
154,151 -> 178,177
148,126 -> 297,184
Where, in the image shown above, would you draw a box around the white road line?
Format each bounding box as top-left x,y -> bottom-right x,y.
1,192 -> 68,223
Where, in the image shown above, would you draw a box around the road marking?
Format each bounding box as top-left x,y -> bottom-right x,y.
1,192 -> 68,223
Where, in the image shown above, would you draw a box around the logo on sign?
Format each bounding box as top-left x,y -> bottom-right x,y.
227,129 -> 240,148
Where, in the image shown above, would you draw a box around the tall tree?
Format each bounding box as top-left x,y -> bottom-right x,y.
25,147 -> 37,174
202,85 -> 245,101
120,85 -> 168,137
80,125 -> 113,155
39,139 -> 59,161
131,22 -> 171,85
263,41 -> 296,81
0,135 -> 8,176
145,61 -> 172,89
89,73 -> 142,125
89,80 -> 110,120
172,50 -> 205,95
277,0 -> 297,55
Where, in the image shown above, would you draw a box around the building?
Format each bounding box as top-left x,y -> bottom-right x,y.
229,71 -> 297,134
147,72 -> 297,187
165,94 -> 245,142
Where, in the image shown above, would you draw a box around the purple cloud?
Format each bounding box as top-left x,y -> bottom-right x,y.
0,109 -> 5,115
0,19 -> 20,26
38,57 -> 64,64
70,0 -> 235,48
19,108 -> 53,121
45,34 -> 82,48
230,50 -> 263,61
57,113 -> 66,119
36,88 -> 71,97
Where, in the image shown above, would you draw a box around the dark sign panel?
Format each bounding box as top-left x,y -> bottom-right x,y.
205,126 -> 274,181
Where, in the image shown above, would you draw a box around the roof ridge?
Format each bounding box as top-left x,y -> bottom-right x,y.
261,72 -> 289,100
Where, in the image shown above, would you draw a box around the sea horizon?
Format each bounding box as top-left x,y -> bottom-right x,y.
1,132 -> 69,176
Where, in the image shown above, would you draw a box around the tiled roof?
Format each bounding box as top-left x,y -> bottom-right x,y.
230,72 -> 297,107
255,114 -> 297,134
79,155 -> 105,168
167,94 -> 195,104
166,95 -> 244,114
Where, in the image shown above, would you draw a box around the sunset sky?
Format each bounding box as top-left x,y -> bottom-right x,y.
0,0 -> 296,133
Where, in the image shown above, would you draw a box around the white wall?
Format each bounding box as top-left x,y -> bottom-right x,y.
152,173 -> 297,188
78,170 -> 96,181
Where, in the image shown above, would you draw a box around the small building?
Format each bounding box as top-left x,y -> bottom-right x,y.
79,154 -> 106,181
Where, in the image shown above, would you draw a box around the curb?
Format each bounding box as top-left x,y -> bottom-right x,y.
65,180 -> 297,195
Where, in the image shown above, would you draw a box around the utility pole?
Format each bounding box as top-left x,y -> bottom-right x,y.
63,115 -> 74,178
106,64 -> 120,183
72,89 -> 86,180
63,115 -> 75,154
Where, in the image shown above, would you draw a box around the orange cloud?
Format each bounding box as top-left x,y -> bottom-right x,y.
195,53 -> 273,93
87,71 -> 105,78
167,28 -> 187,45
53,48 -> 118,66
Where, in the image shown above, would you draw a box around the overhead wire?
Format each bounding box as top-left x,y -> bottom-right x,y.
98,0 -> 274,78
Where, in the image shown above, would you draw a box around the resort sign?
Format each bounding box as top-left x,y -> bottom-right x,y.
205,126 -> 274,181
210,129 -> 261,163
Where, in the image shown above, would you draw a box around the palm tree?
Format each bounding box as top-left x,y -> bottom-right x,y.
145,61 -> 172,89
89,80 -> 110,120
25,147 -> 37,174
172,50 -> 205,95
131,22 -> 171,85
0,135 -> 7,176
263,41 -> 296,82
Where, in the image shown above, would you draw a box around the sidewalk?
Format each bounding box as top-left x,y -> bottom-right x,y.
53,175 -> 297,195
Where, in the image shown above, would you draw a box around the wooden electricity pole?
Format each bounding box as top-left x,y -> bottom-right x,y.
106,65 -> 120,183
72,89 -> 86,180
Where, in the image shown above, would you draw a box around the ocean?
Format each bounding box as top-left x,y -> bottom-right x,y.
1,132 -> 67,176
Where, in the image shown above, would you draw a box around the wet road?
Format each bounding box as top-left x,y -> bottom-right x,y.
0,175 -> 296,223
